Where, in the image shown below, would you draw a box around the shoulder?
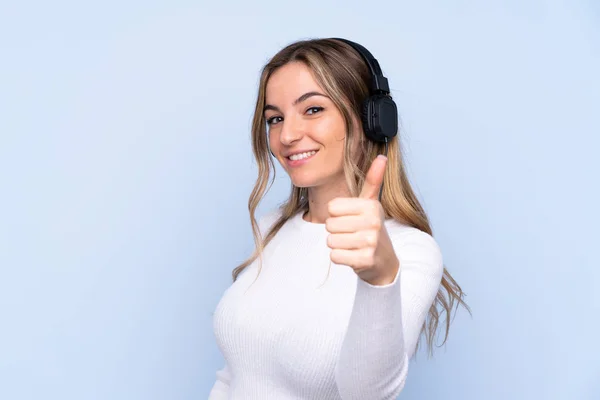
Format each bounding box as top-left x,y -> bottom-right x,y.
256,207 -> 284,236
384,218 -> 444,277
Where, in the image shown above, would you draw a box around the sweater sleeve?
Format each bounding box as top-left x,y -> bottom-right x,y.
334,228 -> 444,400
208,364 -> 232,399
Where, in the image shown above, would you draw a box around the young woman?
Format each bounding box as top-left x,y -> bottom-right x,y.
208,37 -> 469,399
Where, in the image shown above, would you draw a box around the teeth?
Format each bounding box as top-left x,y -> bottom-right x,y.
289,151 -> 317,161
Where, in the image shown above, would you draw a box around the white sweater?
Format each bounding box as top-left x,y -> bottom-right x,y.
209,208 -> 444,399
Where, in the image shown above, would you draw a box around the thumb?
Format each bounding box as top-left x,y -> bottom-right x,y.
359,155 -> 387,199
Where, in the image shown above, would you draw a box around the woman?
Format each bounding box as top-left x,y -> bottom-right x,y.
208,37 -> 469,399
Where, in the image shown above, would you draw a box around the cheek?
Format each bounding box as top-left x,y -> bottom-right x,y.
268,131 -> 288,165
318,118 -> 346,156
268,130 -> 279,151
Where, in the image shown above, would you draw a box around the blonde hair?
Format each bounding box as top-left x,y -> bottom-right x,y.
232,38 -> 470,355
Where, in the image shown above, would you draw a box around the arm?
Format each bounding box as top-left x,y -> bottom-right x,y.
208,364 -> 232,399
335,229 -> 444,400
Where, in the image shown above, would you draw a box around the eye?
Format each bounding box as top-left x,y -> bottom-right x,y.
306,106 -> 324,115
266,116 -> 283,126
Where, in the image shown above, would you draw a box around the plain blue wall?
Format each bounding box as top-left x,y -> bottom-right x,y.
1,1 -> 598,399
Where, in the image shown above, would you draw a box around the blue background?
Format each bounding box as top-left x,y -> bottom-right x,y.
1,1 -> 598,399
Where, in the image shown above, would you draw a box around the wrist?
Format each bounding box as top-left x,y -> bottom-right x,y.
361,258 -> 400,286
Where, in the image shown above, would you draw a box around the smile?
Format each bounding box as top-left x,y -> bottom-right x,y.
285,150 -> 318,167
288,150 -> 317,161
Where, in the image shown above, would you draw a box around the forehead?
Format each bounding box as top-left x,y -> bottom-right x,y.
265,62 -> 324,102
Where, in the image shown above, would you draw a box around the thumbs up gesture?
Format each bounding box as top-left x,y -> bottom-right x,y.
326,155 -> 400,286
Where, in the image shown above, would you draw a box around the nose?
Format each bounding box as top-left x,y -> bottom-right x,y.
279,115 -> 304,146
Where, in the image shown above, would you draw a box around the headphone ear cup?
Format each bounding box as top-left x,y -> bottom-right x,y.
360,95 -> 398,143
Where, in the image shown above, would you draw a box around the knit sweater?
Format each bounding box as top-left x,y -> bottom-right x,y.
209,208 -> 444,399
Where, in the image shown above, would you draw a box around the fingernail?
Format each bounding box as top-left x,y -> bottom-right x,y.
377,154 -> 387,160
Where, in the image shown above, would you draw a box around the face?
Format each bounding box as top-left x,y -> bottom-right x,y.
264,61 -> 348,189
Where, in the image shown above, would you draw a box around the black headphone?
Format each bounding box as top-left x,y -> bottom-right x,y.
331,38 -> 398,144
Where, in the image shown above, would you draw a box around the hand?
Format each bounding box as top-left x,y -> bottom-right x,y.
325,155 -> 400,286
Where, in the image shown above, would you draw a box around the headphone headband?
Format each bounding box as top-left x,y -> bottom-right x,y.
331,38 -> 390,94
328,37 -> 398,144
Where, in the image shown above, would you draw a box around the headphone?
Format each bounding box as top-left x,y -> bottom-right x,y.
331,38 -> 398,145
331,38 -> 396,201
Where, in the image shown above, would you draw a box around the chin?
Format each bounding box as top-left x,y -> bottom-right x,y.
288,170 -> 339,189
289,176 -> 321,189
287,171 -> 319,188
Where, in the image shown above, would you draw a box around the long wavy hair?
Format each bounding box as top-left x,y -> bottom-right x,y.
232,38 -> 470,355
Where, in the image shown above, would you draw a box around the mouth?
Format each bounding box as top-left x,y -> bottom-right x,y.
285,150 -> 318,167
287,150 -> 318,161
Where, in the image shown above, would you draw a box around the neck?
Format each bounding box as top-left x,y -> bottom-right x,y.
303,177 -> 351,224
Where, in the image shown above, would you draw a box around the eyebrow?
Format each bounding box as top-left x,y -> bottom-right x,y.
264,91 -> 329,113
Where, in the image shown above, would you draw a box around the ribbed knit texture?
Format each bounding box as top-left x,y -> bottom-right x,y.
209,209 -> 444,399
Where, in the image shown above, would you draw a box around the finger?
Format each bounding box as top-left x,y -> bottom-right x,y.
327,231 -> 378,250
326,214 -> 382,233
330,248 -> 374,268
327,197 -> 375,217
359,154 -> 387,200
